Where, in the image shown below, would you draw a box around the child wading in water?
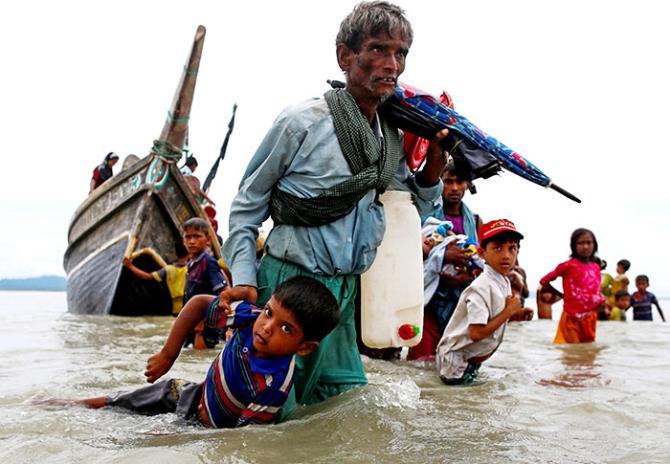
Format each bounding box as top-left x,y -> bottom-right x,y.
539,228 -> 605,343
45,276 -> 339,428
436,219 -> 533,385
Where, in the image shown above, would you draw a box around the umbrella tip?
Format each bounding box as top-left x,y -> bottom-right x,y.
549,183 -> 581,203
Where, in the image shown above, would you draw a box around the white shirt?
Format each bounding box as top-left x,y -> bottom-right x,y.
436,264 -> 511,379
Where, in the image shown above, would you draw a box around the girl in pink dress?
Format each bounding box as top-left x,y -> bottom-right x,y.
540,228 -> 605,343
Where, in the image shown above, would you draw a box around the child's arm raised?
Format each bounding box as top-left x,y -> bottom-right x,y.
123,257 -> 155,281
145,294 -> 217,383
469,294 -> 525,342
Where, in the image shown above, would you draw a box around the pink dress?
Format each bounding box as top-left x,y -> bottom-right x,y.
540,258 -> 605,317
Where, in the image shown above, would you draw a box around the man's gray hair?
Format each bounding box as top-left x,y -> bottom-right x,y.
336,1 -> 413,52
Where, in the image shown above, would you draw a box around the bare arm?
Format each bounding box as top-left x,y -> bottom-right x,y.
217,285 -> 258,311
123,257 -> 155,281
469,294 -> 525,341
145,294 -> 217,383
655,301 -> 666,322
415,128 -> 450,187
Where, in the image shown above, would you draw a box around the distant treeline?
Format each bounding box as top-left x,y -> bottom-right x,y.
0,275 -> 66,291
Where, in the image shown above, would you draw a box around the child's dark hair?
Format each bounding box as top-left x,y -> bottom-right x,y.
617,259 -> 631,272
272,276 -> 339,342
480,231 -> 522,250
614,290 -> 630,300
182,217 -> 209,233
635,274 -> 649,284
175,242 -> 189,259
569,228 -> 598,259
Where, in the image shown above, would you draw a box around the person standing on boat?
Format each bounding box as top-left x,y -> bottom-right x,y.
89,152 -> 119,193
180,155 -> 216,206
220,1 -> 448,418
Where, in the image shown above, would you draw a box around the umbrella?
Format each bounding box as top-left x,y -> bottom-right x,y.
380,83 -> 581,203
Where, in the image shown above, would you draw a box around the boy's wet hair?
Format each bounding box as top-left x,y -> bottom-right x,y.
336,1 -> 413,52
617,259 -> 631,272
569,228 -> 598,259
635,274 -> 649,284
480,231 -> 522,250
272,276 -> 340,342
182,217 -> 209,233
614,290 -> 630,300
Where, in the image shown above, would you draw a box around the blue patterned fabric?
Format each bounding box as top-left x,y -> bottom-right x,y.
387,84 -> 551,187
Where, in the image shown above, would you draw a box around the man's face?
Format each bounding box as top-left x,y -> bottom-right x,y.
442,172 -> 468,205
479,240 -> 519,276
183,227 -> 210,256
252,296 -> 313,358
339,31 -> 410,102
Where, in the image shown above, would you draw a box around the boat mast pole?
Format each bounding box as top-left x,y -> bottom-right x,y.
152,25 -> 206,161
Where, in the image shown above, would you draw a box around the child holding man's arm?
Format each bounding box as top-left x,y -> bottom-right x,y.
45,277 -> 340,428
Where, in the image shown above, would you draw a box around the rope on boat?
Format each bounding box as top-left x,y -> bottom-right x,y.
151,139 -> 183,163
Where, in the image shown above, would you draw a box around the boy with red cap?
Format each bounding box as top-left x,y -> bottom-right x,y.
436,219 -> 533,384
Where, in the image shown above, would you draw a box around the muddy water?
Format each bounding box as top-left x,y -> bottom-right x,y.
1,291 -> 669,463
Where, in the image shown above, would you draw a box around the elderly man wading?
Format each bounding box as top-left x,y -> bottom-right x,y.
220,1 -> 449,419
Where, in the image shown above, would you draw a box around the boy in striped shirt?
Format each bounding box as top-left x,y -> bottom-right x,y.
66,276 -> 339,427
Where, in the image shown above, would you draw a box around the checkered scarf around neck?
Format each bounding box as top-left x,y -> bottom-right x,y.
269,88 -> 402,227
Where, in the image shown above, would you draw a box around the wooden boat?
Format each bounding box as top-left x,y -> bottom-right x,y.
63,26 -> 222,315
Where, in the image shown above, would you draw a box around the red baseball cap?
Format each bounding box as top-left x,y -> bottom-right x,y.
478,219 -> 524,244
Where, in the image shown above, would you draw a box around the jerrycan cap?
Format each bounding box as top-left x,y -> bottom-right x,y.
398,323 -> 420,340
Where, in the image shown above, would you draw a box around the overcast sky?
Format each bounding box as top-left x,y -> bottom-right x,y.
1,0 -> 669,295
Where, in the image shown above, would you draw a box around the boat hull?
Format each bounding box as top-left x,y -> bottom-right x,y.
64,156 -> 218,315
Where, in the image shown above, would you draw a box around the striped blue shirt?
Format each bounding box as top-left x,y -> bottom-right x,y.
201,298 -> 295,427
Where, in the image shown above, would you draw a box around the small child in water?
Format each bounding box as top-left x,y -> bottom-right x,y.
436,219 -> 533,385
45,276 -> 339,428
609,290 -> 631,321
631,275 -> 666,322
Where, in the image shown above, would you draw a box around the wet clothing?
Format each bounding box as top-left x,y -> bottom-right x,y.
108,379 -> 202,420
202,299 -> 295,427
553,311 -> 597,344
184,251 -> 227,303
436,265 -> 511,381
631,291 -> 659,321
152,264 -> 187,315
440,361 -> 481,385
408,203 -> 479,361
108,299 -> 295,428
540,258 -> 605,318
257,254 -> 364,419
222,94 -> 442,410
184,251 -> 227,347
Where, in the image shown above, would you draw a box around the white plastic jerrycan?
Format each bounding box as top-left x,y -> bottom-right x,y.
360,190 -> 424,348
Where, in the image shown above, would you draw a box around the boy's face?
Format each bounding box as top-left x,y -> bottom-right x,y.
183,227 -> 210,256
252,296 -> 318,358
636,279 -> 648,292
479,239 -> 519,276
616,295 -> 631,309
